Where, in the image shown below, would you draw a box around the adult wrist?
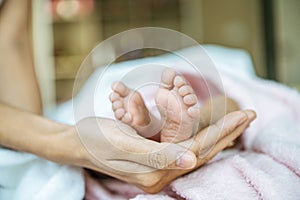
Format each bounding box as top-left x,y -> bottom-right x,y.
44,125 -> 90,168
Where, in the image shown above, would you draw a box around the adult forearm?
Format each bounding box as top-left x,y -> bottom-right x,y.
0,102 -> 86,165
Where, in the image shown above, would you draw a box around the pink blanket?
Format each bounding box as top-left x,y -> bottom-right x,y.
85,66 -> 300,200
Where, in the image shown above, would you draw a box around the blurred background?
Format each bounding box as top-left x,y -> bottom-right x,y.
31,0 -> 300,111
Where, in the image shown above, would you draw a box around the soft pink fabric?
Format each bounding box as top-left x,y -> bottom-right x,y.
85,69 -> 300,200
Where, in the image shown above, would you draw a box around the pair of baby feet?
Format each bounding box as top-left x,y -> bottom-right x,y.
109,68 -> 199,143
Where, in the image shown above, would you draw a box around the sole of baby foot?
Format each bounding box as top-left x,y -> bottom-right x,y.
110,81 -> 158,138
156,68 -> 200,143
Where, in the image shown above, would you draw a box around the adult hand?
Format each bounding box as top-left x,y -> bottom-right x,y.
142,110 -> 256,193
125,110 -> 256,193
75,109 -> 255,193
74,116 -> 197,174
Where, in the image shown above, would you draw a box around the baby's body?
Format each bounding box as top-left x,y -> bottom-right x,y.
109,68 -> 201,143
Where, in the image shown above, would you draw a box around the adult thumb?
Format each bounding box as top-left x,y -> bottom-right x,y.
123,138 -> 197,170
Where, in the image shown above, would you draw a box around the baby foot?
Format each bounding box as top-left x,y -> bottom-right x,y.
110,82 -> 155,138
156,68 -> 200,143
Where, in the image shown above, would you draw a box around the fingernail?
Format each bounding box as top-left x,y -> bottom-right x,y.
176,152 -> 196,169
246,110 -> 256,120
236,113 -> 248,126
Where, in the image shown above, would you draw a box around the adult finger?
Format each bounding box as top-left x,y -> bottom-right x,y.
180,110 -> 256,158
120,137 -> 197,170
198,110 -> 255,157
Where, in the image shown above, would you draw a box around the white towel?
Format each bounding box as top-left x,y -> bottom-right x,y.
0,148 -> 85,199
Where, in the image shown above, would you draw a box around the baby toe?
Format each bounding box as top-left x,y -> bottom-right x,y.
183,94 -> 197,105
187,107 -> 200,118
178,85 -> 193,96
112,100 -> 123,111
109,92 -> 120,102
174,75 -> 186,88
122,113 -> 132,123
112,81 -> 129,97
115,108 -> 125,119
161,68 -> 176,89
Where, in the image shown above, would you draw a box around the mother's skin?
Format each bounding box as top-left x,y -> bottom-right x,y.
83,110 -> 255,194
0,0 -> 256,194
